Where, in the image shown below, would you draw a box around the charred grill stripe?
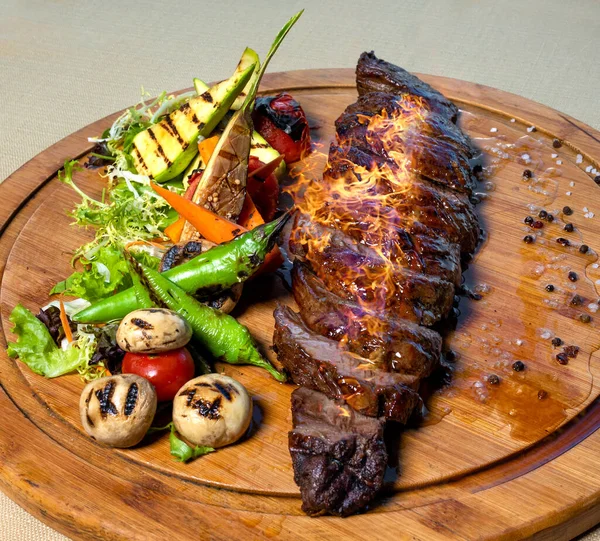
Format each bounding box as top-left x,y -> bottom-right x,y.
131,148 -> 149,173
124,383 -> 139,416
163,115 -> 185,145
180,103 -> 202,127
131,318 -> 153,330
179,388 -> 196,406
217,149 -> 238,162
213,382 -> 237,401
95,382 -> 118,417
86,413 -> 95,427
200,90 -> 214,103
192,397 -> 222,419
147,129 -> 172,165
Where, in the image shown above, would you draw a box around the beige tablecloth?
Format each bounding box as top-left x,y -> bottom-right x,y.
1,0 -> 599,539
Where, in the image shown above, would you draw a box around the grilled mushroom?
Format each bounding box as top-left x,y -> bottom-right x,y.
172,374 -> 252,448
80,374 -> 157,448
116,308 -> 192,353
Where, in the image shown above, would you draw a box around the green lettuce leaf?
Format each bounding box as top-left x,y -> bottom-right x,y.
51,245 -> 131,302
7,304 -> 92,378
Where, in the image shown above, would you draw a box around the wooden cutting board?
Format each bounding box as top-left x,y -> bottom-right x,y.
0,69 -> 599,541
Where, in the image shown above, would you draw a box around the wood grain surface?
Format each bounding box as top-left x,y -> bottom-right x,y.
0,69 -> 599,540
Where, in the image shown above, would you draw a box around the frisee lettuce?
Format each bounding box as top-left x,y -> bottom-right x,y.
7,304 -> 96,379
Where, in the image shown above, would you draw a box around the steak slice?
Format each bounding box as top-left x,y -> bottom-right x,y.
339,92 -> 478,158
274,305 -> 421,422
335,109 -> 475,195
288,216 -> 455,326
292,263 -> 441,378
325,145 -> 480,254
289,212 -> 462,286
289,387 -> 387,517
356,51 -> 459,122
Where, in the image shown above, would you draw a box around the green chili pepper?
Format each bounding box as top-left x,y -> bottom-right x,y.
134,261 -> 286,382
73,213 -> 289,323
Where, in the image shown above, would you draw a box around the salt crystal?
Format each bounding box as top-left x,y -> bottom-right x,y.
515,339 -> 523,346
588,303 -> 599,313
576,154 -> 583,164
593,263 -> 599,269
585,212 -> 595,219
551,153 -> 558,158
566,191 -> 572,196
583,207 -> 589,212
570,181 -> 575,187
522,153 -> 530,160
510,118 -> 516,123
595,279 -> 600,286
586,165 -> 593,173
490,127 -> 498,133
540,330 -> 553,339
593,168 -> 598,175
556,160 -> 563,165
527,126 -> 536,132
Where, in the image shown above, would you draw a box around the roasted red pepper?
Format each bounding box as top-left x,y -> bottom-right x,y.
253,92 -> 311,164
247,156 -> 279,221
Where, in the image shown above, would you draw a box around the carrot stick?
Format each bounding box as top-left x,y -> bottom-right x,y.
152,182 -> 284,273
59,298 -> 73,343
198,135 -> 220,164
238,194 -> 265,230
151,182 -> 243,244
164,216 -> 186,243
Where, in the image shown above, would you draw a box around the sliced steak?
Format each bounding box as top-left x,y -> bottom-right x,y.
289,216 -> 455,326
356,51 -> 459,122
274,305 -> 421,422
324,146 -> 479,254
335,111 -> 475,194
339,92 -> 477,158
292,263 -> 441,378
289,387 -> 387,517
289,212 -> 462,286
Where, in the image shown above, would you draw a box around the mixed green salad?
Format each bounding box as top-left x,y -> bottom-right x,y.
6,11 -> 311,460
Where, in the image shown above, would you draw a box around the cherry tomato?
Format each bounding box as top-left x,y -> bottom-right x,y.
122,348 -> 195,402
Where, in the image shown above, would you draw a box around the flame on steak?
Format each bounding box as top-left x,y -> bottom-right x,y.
287,96 -> 430,336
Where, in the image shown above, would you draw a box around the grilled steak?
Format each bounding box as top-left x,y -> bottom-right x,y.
279,52 -> 481,517
356,51 -> 459,122
292,263 -> 441,378
274,305 -> 421,422
289,387 -> 387,517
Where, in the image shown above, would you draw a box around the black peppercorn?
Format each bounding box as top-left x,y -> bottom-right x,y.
545,284 -> 555,292
551,337 -> 563,347
579,314 -> 592,323
563,206 -> 573,216
594,176 -> 600,186
564,223 -> 574,232
568,271 -> 578,282
473,164 -> 483,174
557,237 -> 570,246
522,169 -> 533,179
552,139 -> 562,148
512,360 -> 526,372
538,389 -> 548,400
556,353 -> 569,365
579,244 -> 589,254
532,220 -> 544,229
488,374 -> 500,385
538,210 -> 548,219
546,214 -> 554,222
523,235 -> 534,244
529,126 -> 537,132
564,345 -> 580,358
445,350 -> 458,363
571,295 -> 584,306
524,216 -> 534,225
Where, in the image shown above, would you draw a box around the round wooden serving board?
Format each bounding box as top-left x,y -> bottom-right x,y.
1,70 -> 599,540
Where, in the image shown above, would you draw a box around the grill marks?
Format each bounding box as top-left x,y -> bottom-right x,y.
147,129 -> 172,165
95,381 -> 118,417
124,383 -> 139,416
163,115 -> 186,145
